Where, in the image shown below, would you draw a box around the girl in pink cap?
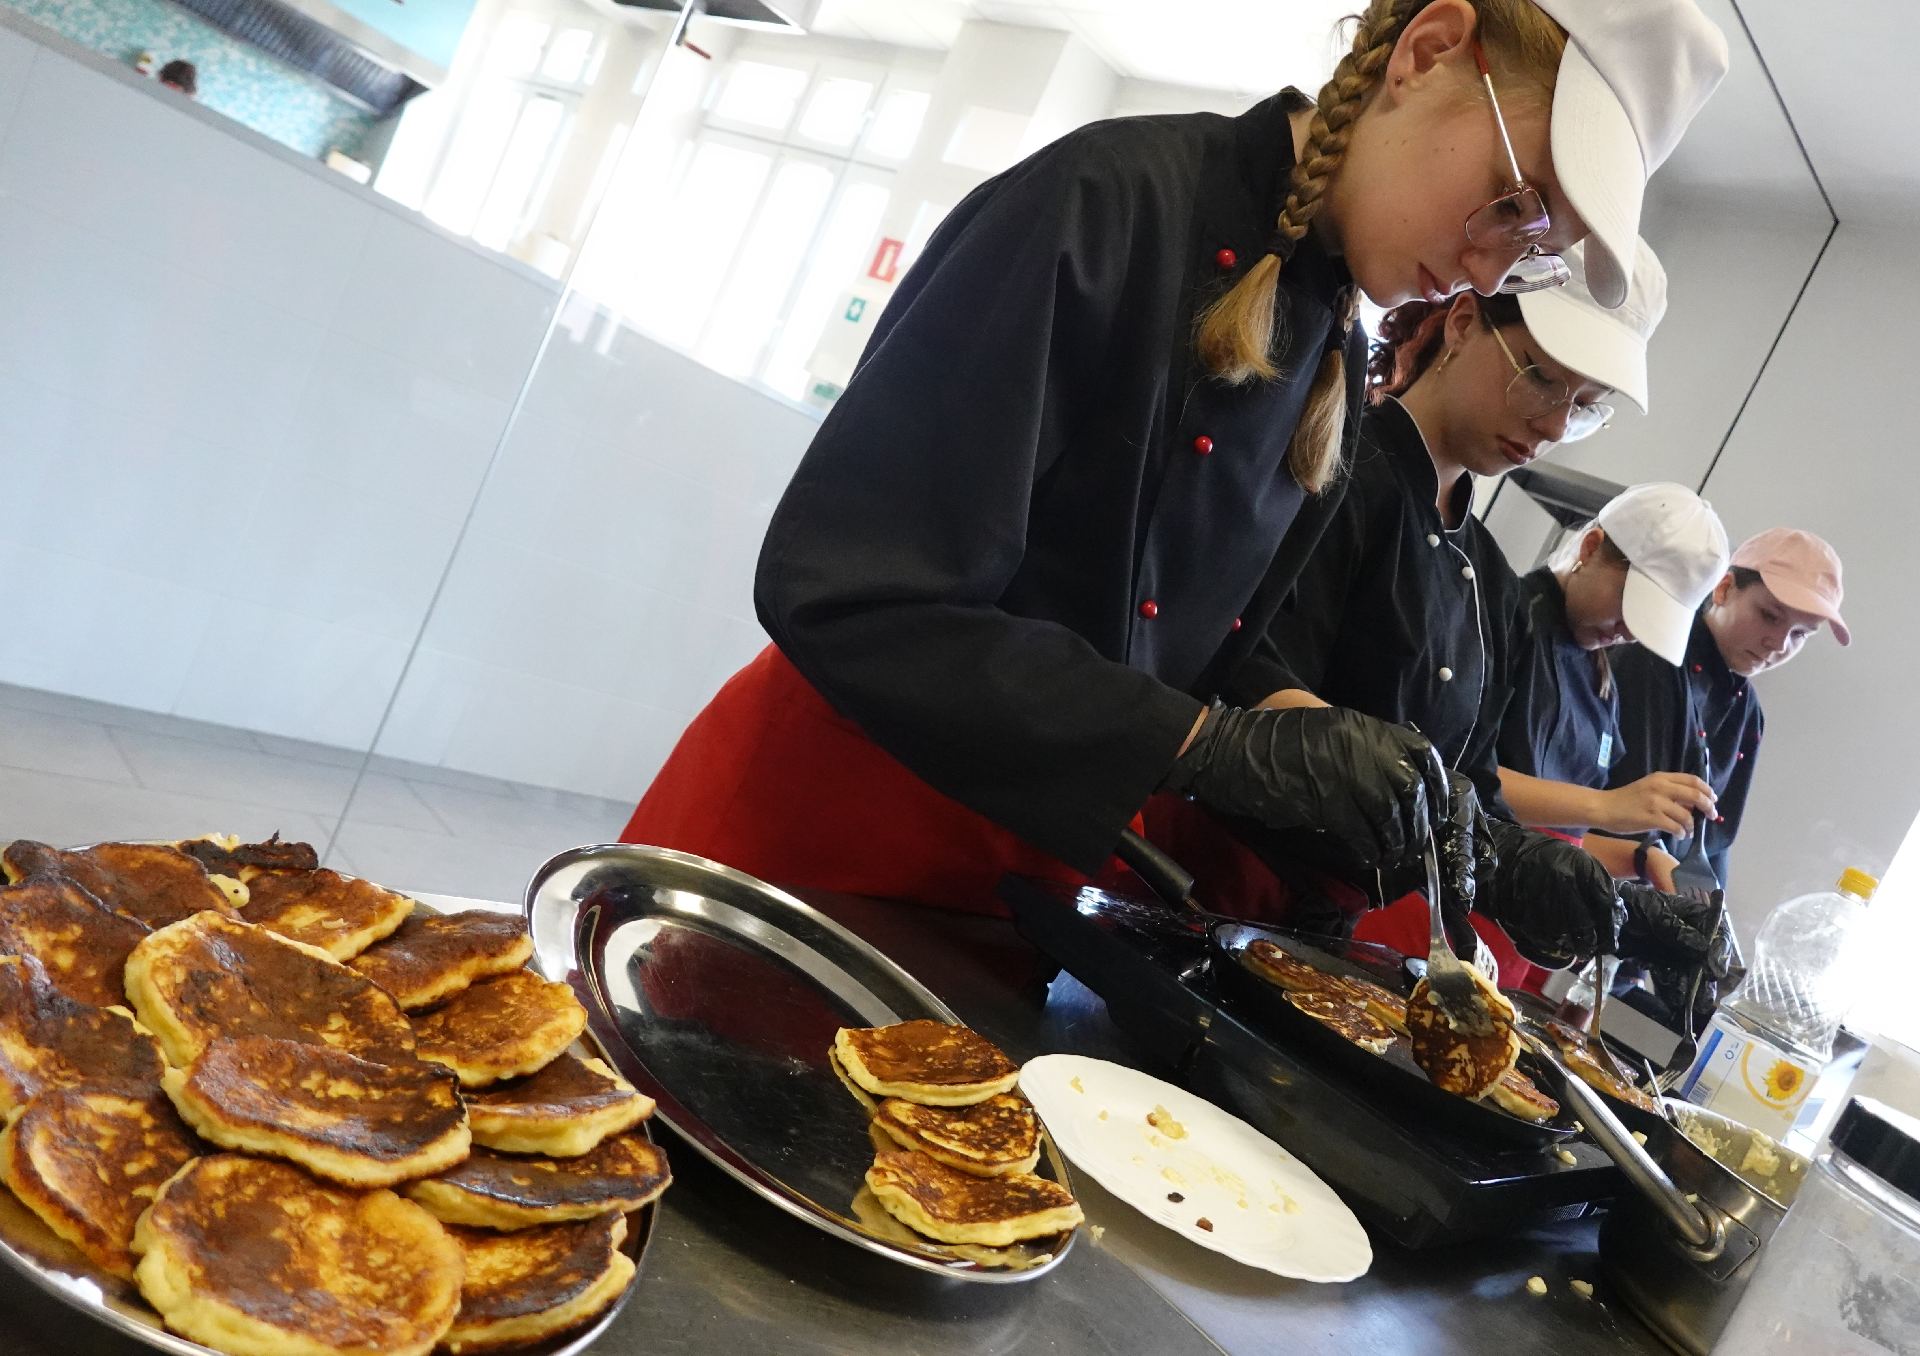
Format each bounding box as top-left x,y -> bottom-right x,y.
1603,527 -> 1851,894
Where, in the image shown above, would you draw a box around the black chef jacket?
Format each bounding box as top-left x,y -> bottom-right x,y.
1601,615 -> 1763,888
1496,568 -> 1627,817
755,92 -> 1366,872
1223,397 -> 1520,811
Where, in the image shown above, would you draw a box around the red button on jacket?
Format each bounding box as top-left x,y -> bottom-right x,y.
1192,435 -> 1214,455
1214,247 -> 1237,270
1138,599 -> 1159,620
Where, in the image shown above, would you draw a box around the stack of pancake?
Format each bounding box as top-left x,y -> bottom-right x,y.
1243,940 -> 1559,1124
829,1018 -> 1081,1266
0,834 -> 668,1355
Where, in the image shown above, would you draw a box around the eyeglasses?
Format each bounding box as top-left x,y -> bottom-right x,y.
1486,322 -> 1613,441
1469,45 -> 1571,296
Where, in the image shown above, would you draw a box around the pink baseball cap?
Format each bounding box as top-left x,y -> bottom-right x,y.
1731,528 -> 1851,645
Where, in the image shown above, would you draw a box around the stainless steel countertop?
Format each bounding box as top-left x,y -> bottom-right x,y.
4,890 -> 1669,1356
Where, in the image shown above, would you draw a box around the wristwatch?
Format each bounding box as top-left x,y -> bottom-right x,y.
1632,840 -> 1653,885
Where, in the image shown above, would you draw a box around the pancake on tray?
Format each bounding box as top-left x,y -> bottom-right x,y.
1482,1065 -> 1561,1124
829,1049 -> 880,1115
2,839 -> 242,926
1243,940 -> 1354,998
350,910 -> 533,1011
849,1185 -> 1053,1271
176,833 -> 319,882
0,873 -> 150,1008
1285,990 -> 1396,1056
123,911 -> 416,1070
410,970 -> 586,1088
1546,1019 -> 1660,1113
864,1149 -> 1082,1247
405,1130 -> 670,1230
463,1052 -> 652,1158
0,954 -> 164,1117
162,1036 -> 469,1187
833,1020 -> 1019,1107
0,1086 -> 197,1277
1406,970 -> 1521,1099
1336,973 -> 1411,1036
443,1213 -> 634,1353
132,1154 -> 462,1356
241,867 -> 415,962
873,1093 -> 1041,1177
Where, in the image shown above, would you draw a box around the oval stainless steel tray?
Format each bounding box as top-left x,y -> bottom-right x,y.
0,883 -> 657,1356
525,844 -> 1076,1283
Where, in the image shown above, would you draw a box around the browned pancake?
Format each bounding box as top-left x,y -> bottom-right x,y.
410,969 -> 586,1088
2,839 -> 238,928
0,1086 -> 197,1277
349,909 -> 532,1010
123,911 -> 416,1070
1336,973 -> 1412,1036
0,954 -> 164,1117
873,1093 -> 1041,1177
1483,1065 -> 1561,1123
833,1021 -> 1019,1106
0,873 -> 149,1007
176,833 -> 319,879
241,868 -> 414,961
1406,972 -> 1521,1098
1546,1019 -> 1659,1112
1285,990 -> 1396,1055
132,1154 -> 462,1356
404,1131 -> 671,1229
864,1150 -> 1082,1246
464,1052 -> 653,1157
163,1036 -> 469,1187
444,1214 -> 634,1351
1243,941 -> 1353,997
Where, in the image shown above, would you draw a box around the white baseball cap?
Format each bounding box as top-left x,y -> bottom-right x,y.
1595,482 -> 1730,664
1531,0 -> 1728,309
1518,237 -> 1666,414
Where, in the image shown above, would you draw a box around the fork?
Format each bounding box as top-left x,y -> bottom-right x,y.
1670,806 -> 1720,904
1422,831 -> 1498,1038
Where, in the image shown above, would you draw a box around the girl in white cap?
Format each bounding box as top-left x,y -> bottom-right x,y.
624,1 -> 1730,927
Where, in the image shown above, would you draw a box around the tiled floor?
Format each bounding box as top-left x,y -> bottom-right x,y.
0,681 -> 635,903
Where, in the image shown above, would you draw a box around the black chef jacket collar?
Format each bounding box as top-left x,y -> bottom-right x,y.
1224,90 -> 1351,307
1686,611 -> 1749,706
1368,396 -> 1477,533
1522,565 -> 1575,642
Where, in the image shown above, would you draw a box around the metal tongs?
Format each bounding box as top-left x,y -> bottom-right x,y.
1421,821 -> 1500,1039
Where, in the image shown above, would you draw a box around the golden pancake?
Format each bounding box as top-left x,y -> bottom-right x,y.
1406,971 -> 1521,1099
1285,990 -> 1396,1056
1482,1065 -> 1561,1123
3,839 -> 242,925
442,1214 -> 634,1353
864,1150 -> 1082,1247
162,1036 -> 469,1188
848,1185 -> 1053,1270
463,1052 -> 652,1158
0,872 -> 150,1008
833,1021 -> 1019,1107
1546,1019 -> 1659,1113
410,970 -> 586,1088
873,1094 -> 1041,1177
132,1154 -> 462,1356
404,1131 -> 670,1230
176,834 -> 319,881
241,868 -> 414,962
829,1049 -> 880,1115
0,954 -> 164,1118
349,910 -> 532,1011
124,911 -> 416,1070
1335,974 -> 1412,1037
1243,941 -> 1352,998
0,1086 -> 197,1278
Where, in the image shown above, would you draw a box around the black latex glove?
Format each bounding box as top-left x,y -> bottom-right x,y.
1641,898 -> 1744,1039
1618,883 -> 1735,968
1475,818 -> 1626,968
1164,703 -> 1446,873
1438,770 -> 1495,909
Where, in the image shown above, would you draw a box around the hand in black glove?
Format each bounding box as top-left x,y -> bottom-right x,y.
1475,818 -> 1626,968
1438,769 -> 1495,910
1164,703 -> 1447,873
1617,883 -> 1735,970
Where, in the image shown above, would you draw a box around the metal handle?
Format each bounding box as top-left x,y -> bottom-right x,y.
1116,830 -> 1199,912
1527,1033 -> 1722,1255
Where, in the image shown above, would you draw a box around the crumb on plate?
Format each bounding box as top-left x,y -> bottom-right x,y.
1526,1276 -> 1548,1297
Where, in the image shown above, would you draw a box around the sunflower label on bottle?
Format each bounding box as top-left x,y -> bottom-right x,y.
1678,1010 -> 1819,1137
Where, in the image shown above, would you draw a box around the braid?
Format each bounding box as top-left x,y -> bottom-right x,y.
1276,0 -> 1409,254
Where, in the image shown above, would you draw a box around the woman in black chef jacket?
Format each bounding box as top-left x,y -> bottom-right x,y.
1164,241 -> 1727,981
1599,527 -> 1852,891
620,1 -> 1729,924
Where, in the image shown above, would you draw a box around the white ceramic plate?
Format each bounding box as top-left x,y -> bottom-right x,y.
1020,1054 -> 1371,1282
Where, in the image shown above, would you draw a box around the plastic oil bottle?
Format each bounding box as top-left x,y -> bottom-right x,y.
1677,868 -> 1879,1138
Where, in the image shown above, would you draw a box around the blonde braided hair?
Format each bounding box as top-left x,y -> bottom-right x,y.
1198,0 -> 1566,493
